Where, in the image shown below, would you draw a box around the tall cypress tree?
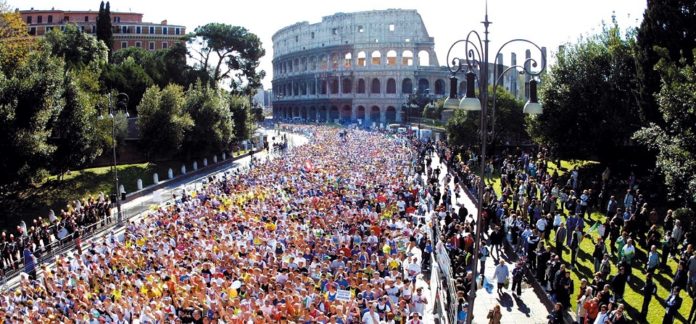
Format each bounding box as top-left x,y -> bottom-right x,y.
96,1 -> 113,58
634,0 -> 696,125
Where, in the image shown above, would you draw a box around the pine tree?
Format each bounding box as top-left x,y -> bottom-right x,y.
96,1 -> 113,59
634,0 -> 696,125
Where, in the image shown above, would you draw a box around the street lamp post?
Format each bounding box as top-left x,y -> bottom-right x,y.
441,3 -> 546,323
104,93 -> 129,225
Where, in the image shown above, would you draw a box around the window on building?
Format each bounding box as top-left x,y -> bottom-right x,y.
332,28 -> 337,35
358,25 -> 364,33
149,42 -> 155,50
149,26 -> 155,34
175,28 -> 180,35
63,16 -> 69,22
37,16 -> 42,23
113,16 -> 120,23
295,35 -> 298,42
136,26 -> 141,34
121,41 -> 127,49
46,26 -> 52,32
311,32 -> 315,39
80,26 -> 85,32
26,16 -> 32,24
163,27 -> 168,35
92,25 -> 96,33
60,26 -> 65,31
162,42 -> 168,49
84,16 -> 89,22
135,41 -> 141,48
29,27 -> 36,35
122,26 -> 127,33
47,15 -> 53,23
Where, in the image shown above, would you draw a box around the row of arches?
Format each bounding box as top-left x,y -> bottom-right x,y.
274,105 -> 401,124
274,49 -> 434,76
274,77 -> 449,97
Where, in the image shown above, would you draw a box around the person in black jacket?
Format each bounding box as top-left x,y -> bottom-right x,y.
511,261 -> 525,296
547,302 -> 564,324
611,266 -> 628,303
641,273 -> 657,315
664,287 -> 683,324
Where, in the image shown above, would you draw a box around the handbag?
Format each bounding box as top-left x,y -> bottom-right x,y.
504,277 -> 510,289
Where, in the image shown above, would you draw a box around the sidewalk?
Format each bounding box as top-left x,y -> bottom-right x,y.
426,153 -> 551,324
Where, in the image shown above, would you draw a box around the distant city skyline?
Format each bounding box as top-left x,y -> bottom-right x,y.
11,0 -> 647,89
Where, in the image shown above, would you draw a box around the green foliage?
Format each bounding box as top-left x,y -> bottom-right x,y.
0,45 -> 64,186
101,57 -> 154,113
183,81 -> 234,156
112,43 -> 200,88
446,86 -> 526,148
526,26 -> 641,162
96,1 -> 113,57
51,74 -> 102,178
137,84 -> 193,158
43,24 -> 108,71
634,53 -> 696,204
189,23 -> 266,95
634,0 -> 696,125
228,95 -> 252,141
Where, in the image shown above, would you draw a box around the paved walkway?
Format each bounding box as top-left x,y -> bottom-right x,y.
426,152 -> 552,324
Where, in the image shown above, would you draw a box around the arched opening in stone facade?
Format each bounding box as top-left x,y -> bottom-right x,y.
310,56 -> 317,70
330,78 -> 339,94
357,106 -> 366,120
342,78 -> 352,94
434,79 -> 446,96
402,50 -> 414,66
370,106 -> 380,122
300,106 -> 307,120
329,106 -> 339,121
418,78 -> 430,93
308,106 -> 317,121
293,106 -> 299,117
371,78 -> 381,94
340,105 -> 352,121
301,57 -> 307,71
357,51 -> 366,67
418,50 -> 430,66
293,83 -> 299,96
319,80 -> 327,94
319,106 -> 327,122
288,60 -> 293,73
309,80 -> 316,95
320,56 -> 328,70
294,59 -> 299,72
357,79 -> 366,94
371,51 -> 381,65
300,81 -> 307,95
386,50 -> 397,66
331,53 -> 339,70
402,78 -> 413,94
344,52 -> 352,69
385,106 -> 397,123
386,78 -> 396,94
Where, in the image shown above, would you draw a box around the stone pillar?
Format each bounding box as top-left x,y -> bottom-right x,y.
351,105 -> 357,121
153,173 -> 159,184
203,158 -> 208,167
137,179 -> 143,190
168,168 -> 174,179
213,155 -> 218,163
181,165 -> 187,174
222,152 -> 227,160
193,161 -> 198,171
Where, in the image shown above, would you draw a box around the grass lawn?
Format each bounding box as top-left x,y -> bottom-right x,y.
482,159 -> 691,323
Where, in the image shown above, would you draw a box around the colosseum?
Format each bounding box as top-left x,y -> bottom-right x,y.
271,9 -> 530,126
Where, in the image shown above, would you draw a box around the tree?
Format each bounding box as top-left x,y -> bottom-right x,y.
0,45 -> 64,187
189,23 -> 266,95
526,26 -> 641,162
0,4 -> 34,74
44,24 -> 108,71
51,74 -> 102,179
112,43 -> 200,88
136,84 -> 193,158
446,86 -> 526,149
634,50 -> 696,205
229,95 -> 252,142
101,56 -> 154,113
183,81 -> 233,157
634,0 -> 696,126
96,1 -> 113,57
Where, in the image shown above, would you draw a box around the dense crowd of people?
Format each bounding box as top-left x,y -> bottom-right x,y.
430,141 -> 696,324
1,127 -> 440,323
1,196 -> 112,276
